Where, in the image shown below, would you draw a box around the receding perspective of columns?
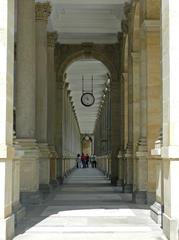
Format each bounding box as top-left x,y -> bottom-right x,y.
94,84 -> 111,178
55,77 -> 81,182
47,31 -> 58,185
111,78 -> 121,185
161,0 -> 179,239
0,0 -> 15,239
35,2 -> 51,192
15,0 -> 40,205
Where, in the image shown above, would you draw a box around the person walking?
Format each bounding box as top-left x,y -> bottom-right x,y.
86,154 -> 89,168
81,153 -> 86,168
76,153 -> 81,168
91,154 -> 97,168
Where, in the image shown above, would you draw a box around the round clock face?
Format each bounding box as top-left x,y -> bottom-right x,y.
81,93 -> 95,107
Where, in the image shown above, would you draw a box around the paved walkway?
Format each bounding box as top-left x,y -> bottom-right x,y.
14,168 -> 167,240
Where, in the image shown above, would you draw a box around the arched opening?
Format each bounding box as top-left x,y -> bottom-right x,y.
81,136 -> 93,155
60,57 -> 111,170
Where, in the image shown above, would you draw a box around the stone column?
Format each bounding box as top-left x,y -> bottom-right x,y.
124,52 -> 140,193
117,73 -> 125,187
111,80 -> 121,185
55,79 -> 64,184
161,1 -> 179,239
125,44 -> 133,191
0,0 -> 15,238
47,32 -> 58,184
35,2 -> 51,192
133,40 -> 147,203
15,0 -> 40,205
122,73 -> 128,187
134,38 -> 148,203
145,21 -> 161,204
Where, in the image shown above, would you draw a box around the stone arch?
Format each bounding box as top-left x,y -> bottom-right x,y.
55,43 -> 120,83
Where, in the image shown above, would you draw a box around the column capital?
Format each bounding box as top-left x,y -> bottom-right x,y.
35,2 -> 51,22
47,32 -> 58,47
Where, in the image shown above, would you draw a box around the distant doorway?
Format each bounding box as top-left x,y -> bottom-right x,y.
82,136 -> 92,155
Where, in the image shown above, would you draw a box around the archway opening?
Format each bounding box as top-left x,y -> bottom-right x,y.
65,58 -> 110,143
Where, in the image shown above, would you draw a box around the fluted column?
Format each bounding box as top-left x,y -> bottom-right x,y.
15,0 -> 40,205
47,32 -> 58,183
161,1 -> 179,239
0,0 -> 15,238
35,2 -> 51,191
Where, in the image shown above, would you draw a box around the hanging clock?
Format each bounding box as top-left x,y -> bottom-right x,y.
81,92 -> 95,107
81,75 -> 95,107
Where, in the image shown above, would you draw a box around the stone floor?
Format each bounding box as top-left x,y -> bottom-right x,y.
14,168 -> 167,240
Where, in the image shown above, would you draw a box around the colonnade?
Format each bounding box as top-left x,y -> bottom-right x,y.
93,0 -> 179,239
94,88 -> 111,176
0,1 -> 81,238
1,0 -> 179,239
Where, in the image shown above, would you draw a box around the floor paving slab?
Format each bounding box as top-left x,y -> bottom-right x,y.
14,168 -> 167,240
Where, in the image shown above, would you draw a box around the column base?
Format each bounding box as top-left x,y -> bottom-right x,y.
39,183 -> 52,194
150,201 -> 162,224
13,203 -> 25,225
147,192 -> 155,205
0,214 -> 14,240
20,191 -> 42,205
50,179 -> 58,188
111,177 -> 118,186
163,213 -> 178,240
117,179 -> 124,192
123,184 -> 133,193
133,191 -> 147,204
39,143 -> 50,185
57,176 -> 64,185
117,179 -> 124,186
49,146 -> 58,182
15,139 -> 39,193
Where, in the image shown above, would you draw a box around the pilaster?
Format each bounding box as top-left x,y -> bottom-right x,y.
161,1 -> 179,239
